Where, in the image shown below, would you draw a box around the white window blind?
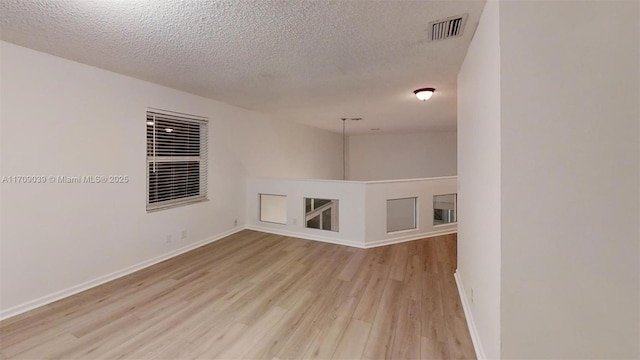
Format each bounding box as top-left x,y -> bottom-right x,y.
146,110 -> 208,211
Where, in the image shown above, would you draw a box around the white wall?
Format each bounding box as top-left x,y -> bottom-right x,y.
348,132 -> 457,180
459,2 -> 640,357
247,178 -> 367,247
456,1 -> 501,358
0,41 -> 342,317
499,1 -> 639,358
246,177 -> 457,248
228,115 -> 343,180
364,178 -> 457,246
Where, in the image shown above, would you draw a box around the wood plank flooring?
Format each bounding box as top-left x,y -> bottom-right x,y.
0,230 -> 476,359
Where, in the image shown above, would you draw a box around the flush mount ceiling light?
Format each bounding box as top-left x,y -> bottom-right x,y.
413,88 -> 436,101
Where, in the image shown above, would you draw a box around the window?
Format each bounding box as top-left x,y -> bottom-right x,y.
146,110 -> 208,211
433,193 -> 457,225
259,194 -> 287,224
387,197 -> 417,232
304,198 -> 339,231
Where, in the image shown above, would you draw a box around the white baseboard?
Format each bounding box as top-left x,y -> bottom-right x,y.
454,270 -> 486,360
0,226 -> 245,321
364,228 -> 457,248
245,225 -> 365,248
246,224 -> 456,249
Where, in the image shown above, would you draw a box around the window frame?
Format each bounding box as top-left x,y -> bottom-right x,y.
433,193 -> 457,225
386,197 -> 418,233
146,110 -> 208,212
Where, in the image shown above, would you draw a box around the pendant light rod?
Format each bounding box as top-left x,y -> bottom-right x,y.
342,118 -> 347,180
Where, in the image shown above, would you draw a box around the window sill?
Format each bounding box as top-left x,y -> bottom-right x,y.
146,198 -> 209,213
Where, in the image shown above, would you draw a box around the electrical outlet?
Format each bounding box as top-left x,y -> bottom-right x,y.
181,230 -> 187,240
166,235 -> 172,244
471,288 -> 474,303
234,219 -> 238,227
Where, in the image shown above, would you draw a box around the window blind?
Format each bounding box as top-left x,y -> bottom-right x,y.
146,110 -> 208,211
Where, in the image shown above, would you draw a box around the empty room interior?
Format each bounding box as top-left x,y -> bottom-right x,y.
0,1 -> 639,359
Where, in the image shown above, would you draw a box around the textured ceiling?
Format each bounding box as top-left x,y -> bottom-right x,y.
0,0 -> 485,134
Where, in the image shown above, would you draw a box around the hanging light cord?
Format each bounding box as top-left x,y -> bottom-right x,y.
342,118 -> 346,180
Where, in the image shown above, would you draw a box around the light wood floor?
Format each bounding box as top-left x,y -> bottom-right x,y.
0,231 -> 476,360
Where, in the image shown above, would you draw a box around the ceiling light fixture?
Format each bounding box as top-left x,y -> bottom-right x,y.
413,88 -> 436,101
165,128 -> 174,133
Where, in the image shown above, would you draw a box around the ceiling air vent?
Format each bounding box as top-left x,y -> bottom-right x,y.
429,14 -> 468,41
